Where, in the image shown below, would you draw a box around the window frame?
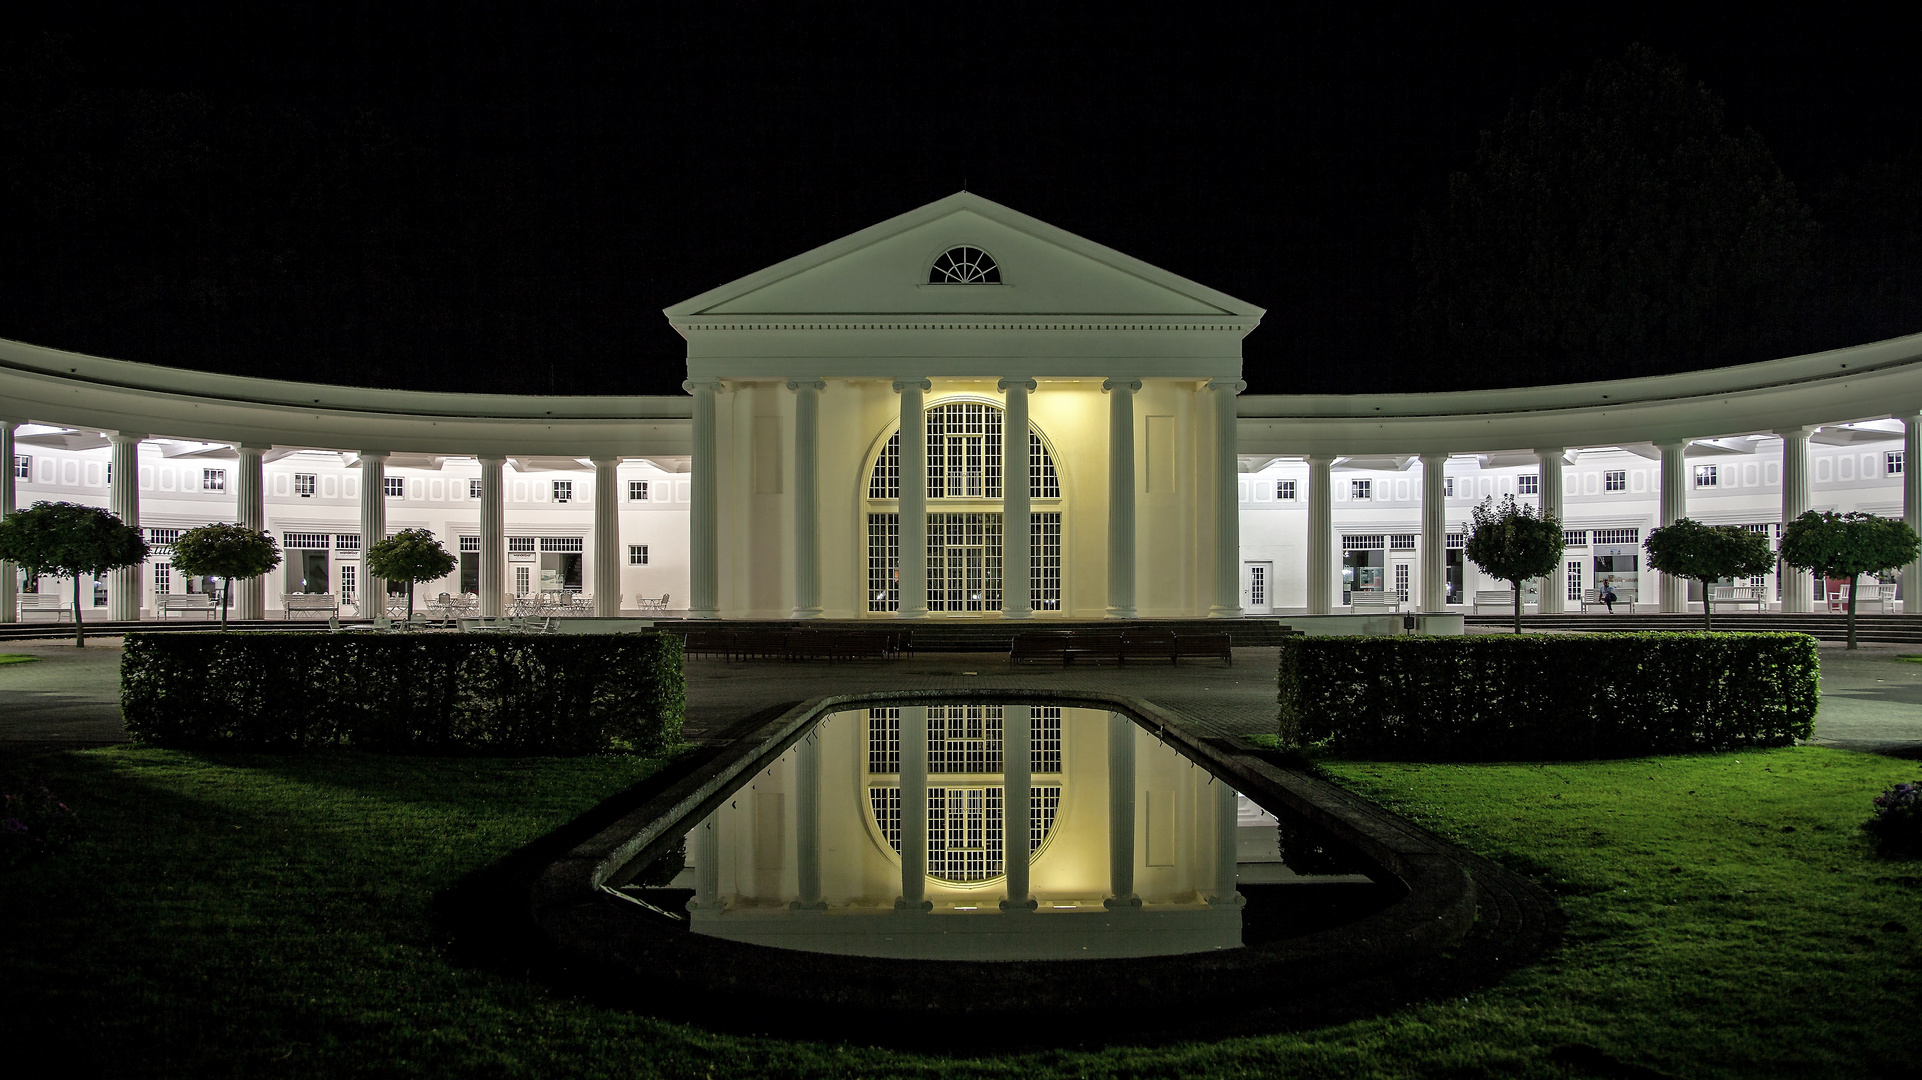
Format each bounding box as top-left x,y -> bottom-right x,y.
628,544 -> 649,566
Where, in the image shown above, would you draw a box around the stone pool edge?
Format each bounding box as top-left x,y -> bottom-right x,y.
528,689 -> 1557,1027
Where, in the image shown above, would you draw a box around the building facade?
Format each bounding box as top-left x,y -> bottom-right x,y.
2,192 -> 1920,621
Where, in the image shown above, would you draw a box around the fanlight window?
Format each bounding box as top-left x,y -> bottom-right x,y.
866,706 -> 1064,883
929,245 -> 1000,284
868,402 -> 1061,500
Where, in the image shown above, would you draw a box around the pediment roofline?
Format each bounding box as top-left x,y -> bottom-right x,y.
663,191 -> 1265,322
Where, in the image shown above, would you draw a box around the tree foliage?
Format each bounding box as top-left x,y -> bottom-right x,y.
167,523 -> 281,629
1642,518 -> 1777,631
364,528 -> 456,619
1411,44 -> 1817,387
0,501 -> 149,646
1464,496 -> 1565,633
1779,510 -> 1921,649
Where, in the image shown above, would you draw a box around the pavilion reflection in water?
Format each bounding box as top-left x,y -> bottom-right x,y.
672,705 -> 1350,961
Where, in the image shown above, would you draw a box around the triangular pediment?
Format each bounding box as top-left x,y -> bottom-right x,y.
666,192 -> 1263,322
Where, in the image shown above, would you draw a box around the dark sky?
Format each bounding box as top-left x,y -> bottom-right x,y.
1,2 -> 1917,397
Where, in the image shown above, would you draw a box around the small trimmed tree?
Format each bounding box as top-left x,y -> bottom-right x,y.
1643,518 -> 1777,632
1464,495 -> 1566,633
364,528 -> 456,620
0,501 -> 149,647
1779,510 -> 1921,649
166,523 -> 281,629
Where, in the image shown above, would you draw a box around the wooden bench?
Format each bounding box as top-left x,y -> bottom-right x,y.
1010,631 -> 1076,665
1471,589 -> 1517,614
1349,594 -> 1400,614
1118,631 -> 1178,665
1835,582 -> 1896,613
17,594 -> 71,622
1173,632 -> 1233,666
157,594 -> 217,619
1579,587 -> 1636,613
1711,585 -> 1769,611
281,593 -> 339,619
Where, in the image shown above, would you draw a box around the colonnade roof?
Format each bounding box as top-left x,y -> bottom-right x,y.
1238,331 -> 1922,458
0,336 -> 690,458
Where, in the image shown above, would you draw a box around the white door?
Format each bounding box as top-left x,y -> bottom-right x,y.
1392,561 -> 1412,606
1243,562 -> 1273,615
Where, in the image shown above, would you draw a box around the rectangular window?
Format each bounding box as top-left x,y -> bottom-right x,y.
384,476 -> 404,498
11,454 -> 28,480
929,704 -> 1003,774
201,468 -> 227,492
1341,534 -> 1386,551
145,527 -> 183,549
469,478 -> 483,500
867,513 -> 899,612
628,479 -> 649,501
1350,479 -> 1372,500
1888,451 -> 1905,477
1277,479 -> 1296,500
1518,474 -> 1539,495
867,708 -> 901,773
1031,707 -> 1062,773
1029,431 -> 1059,498
539,536 -> 583,553
1031,512 -> 1062,611
1604,470 -> 1626,492
508,536 -> 536,554
1389,534 -> 1416,550
294,473 -> 316,497
628,544 -> 649,565
1445,531 -> 1465,550
1694,465 -> 1718,488
458,536 -> 480,553
1592,528 -> 1641,546
928,512 -> 1002,613
334,533 -> 360,552
1443,477 -> 1455,497
552,480 -> 573,503
153,562 -> 171,596
281,532 -> 330,550
1562,529 -> 1589,547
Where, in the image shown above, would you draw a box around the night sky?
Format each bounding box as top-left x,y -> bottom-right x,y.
1,3 -> 1916,397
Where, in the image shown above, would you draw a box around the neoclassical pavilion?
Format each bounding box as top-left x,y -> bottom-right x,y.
2,191 -> 1920,622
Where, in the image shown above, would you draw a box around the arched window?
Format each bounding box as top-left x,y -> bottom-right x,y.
928,246 -> 1001,284
865,706 -> 1063,883
867,402 -> 1061,499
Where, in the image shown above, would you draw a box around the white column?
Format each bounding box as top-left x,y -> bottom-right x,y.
1210,780 -> 1241,907
593,458 -> 621,617
1104,712 -> 1139,908
1905,415 -> 1921,616
788,379 -> 824,619
108,432 -> 144,621
479,456 -> 506,617
1307,455 -> 1334,615
0,419 -> 16,623
684,379 -> 722,619
1000,378 -> 1035,619
1104,378 -> 1140,619
235,446 -> 267,620
1420,453 -> 1447,612
1208,379 -> 1246,618
1537,447 -> 1567,614
792,730 -> 824,909
1001,705 -> 1034,910
1779,428 -> 1813,613
894,379 -> 931,620
689,812 -> 721,911
359,452 -> 388,614
1658,441 -> 1688,613
896,706 -> 930,910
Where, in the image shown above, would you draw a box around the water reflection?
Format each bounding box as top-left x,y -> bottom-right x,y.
645,704 -> 1370,961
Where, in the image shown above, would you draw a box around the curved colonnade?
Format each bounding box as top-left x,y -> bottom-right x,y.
3,330 -> 1922,623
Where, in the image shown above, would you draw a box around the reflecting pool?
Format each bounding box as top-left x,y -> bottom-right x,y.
621,702 -> 1378,961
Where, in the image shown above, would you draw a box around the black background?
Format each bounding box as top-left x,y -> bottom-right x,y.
2,2 -> 1916,396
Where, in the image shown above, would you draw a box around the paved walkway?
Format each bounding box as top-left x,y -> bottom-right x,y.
2,637 -> 1917,757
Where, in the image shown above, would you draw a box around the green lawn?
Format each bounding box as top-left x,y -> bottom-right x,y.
0,653 -> 39,664
2,746 -> 1918,1078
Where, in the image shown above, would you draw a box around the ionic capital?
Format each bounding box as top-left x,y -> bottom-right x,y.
785,379 -> 826,392
891,378 -> 932,394
682,378 -> 725,394
1205,379 -> 1246,394
1102,379 -> 1142,394
997,378 -> 1037,393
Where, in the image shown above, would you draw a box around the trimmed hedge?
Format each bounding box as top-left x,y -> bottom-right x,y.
122,632 -> 684,756
1278,632 -> 1818,760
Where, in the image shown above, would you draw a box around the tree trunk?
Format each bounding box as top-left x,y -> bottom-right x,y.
1512,581 -> 1522,633
220,577 -> 231,630
72,576 -> 85,648
1847,572 -> 1860,650
406,583 -> 414,621
1703,581 -> 1714,632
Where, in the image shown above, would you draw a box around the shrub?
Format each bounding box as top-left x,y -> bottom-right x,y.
2,776 -> 81,869
1864,781 -> 1922,855
1278,632 -> 1818,760
121,632 -> 684,756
